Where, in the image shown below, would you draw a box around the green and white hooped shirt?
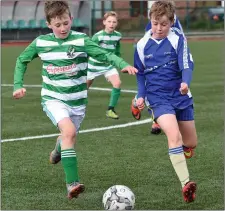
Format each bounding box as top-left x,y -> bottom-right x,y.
14,30 -> 129,108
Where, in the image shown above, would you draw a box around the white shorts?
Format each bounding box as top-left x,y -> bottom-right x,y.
87,68 -> 119,80
42,100 -> 86,133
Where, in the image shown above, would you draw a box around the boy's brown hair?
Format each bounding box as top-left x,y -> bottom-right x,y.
44,0 -> 71,23
103,11 -> 118,20
149,1 -> 175,22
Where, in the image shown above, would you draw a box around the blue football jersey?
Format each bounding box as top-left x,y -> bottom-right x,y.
134,28 -> 194,109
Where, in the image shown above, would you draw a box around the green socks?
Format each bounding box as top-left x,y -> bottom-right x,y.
109,87 -> 121,108
61,149 -> 79,184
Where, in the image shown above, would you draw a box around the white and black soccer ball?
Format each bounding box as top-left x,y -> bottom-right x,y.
102,185 -> 135,210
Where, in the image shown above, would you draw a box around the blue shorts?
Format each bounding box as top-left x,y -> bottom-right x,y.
148,104 -> 194,121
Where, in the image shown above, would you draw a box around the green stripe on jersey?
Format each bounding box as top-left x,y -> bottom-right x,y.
42,96 -> 88,107
42,82 -> 87,94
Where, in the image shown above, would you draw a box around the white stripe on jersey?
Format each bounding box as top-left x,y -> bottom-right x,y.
167,29 -> 179,53
36,39 -> 59,47
61,38 -> 85,46
183,38 -> 189,69
42,76 -> 87,87
41,88 -> 87,101
100,43 -> 115,49
89,57 -> 104,63
190,53 -> 194,62
39,52 -> 87,60
88,63 -> 112,70
98,35 -> 121,41
136,31 -> 150,67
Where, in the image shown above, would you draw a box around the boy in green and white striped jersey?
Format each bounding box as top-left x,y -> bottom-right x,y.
87,11 -> 122,119
13,1 -> 137,200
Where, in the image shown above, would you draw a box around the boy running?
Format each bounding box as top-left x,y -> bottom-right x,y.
13,1 -> 137,200
131,1 -> 184,135
87,11 -> 122,119
134,1 -> 197,202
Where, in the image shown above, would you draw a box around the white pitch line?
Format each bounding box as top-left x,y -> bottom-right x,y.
1,119 -> 151,143
89,87 -> 137,93
2,84 -> 41,88
1,84 -> 137,93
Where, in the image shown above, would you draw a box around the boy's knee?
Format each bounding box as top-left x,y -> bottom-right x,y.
184,136 -> 198,149
62,128 -> 76,142
112,80 -> 121,88
168,132 -> 182,146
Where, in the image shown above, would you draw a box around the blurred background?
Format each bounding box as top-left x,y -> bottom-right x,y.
1,0 -> 224,42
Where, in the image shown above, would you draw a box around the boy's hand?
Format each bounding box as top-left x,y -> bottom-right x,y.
121,66 -> 138,75
136,97 -> 145,111
13,88 -> 26,99
179,82 -> 189,95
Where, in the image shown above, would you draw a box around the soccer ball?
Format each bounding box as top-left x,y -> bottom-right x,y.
102,185 -> 135,210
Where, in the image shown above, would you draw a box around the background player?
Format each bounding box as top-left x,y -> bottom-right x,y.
87,11 -> 122,119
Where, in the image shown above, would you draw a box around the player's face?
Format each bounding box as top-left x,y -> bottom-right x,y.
103,16 -> 118,33
47,14 -> 72,39
150,15 -> 173,39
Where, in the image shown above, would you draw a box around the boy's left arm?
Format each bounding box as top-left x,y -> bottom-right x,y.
85,37 -> 137,74
177,35 -> 194,94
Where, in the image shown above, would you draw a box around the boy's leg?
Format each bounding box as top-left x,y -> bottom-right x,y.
50,112 -> 86,164
87,79 -> 94,89
156,108 -> 196,203
105,71 -> 121,119
49,135 -> 62,164
151,121 -> 162,134
58,118 -> 85,199
87,69 -> 102,89
43,101 -> 85,199
177,105 -> 197,159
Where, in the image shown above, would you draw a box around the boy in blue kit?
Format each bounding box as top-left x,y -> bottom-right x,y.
134,1 -> 197,202
131,1 -> 187,137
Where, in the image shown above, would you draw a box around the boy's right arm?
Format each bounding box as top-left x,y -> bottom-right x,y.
13,39 -> 38,98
